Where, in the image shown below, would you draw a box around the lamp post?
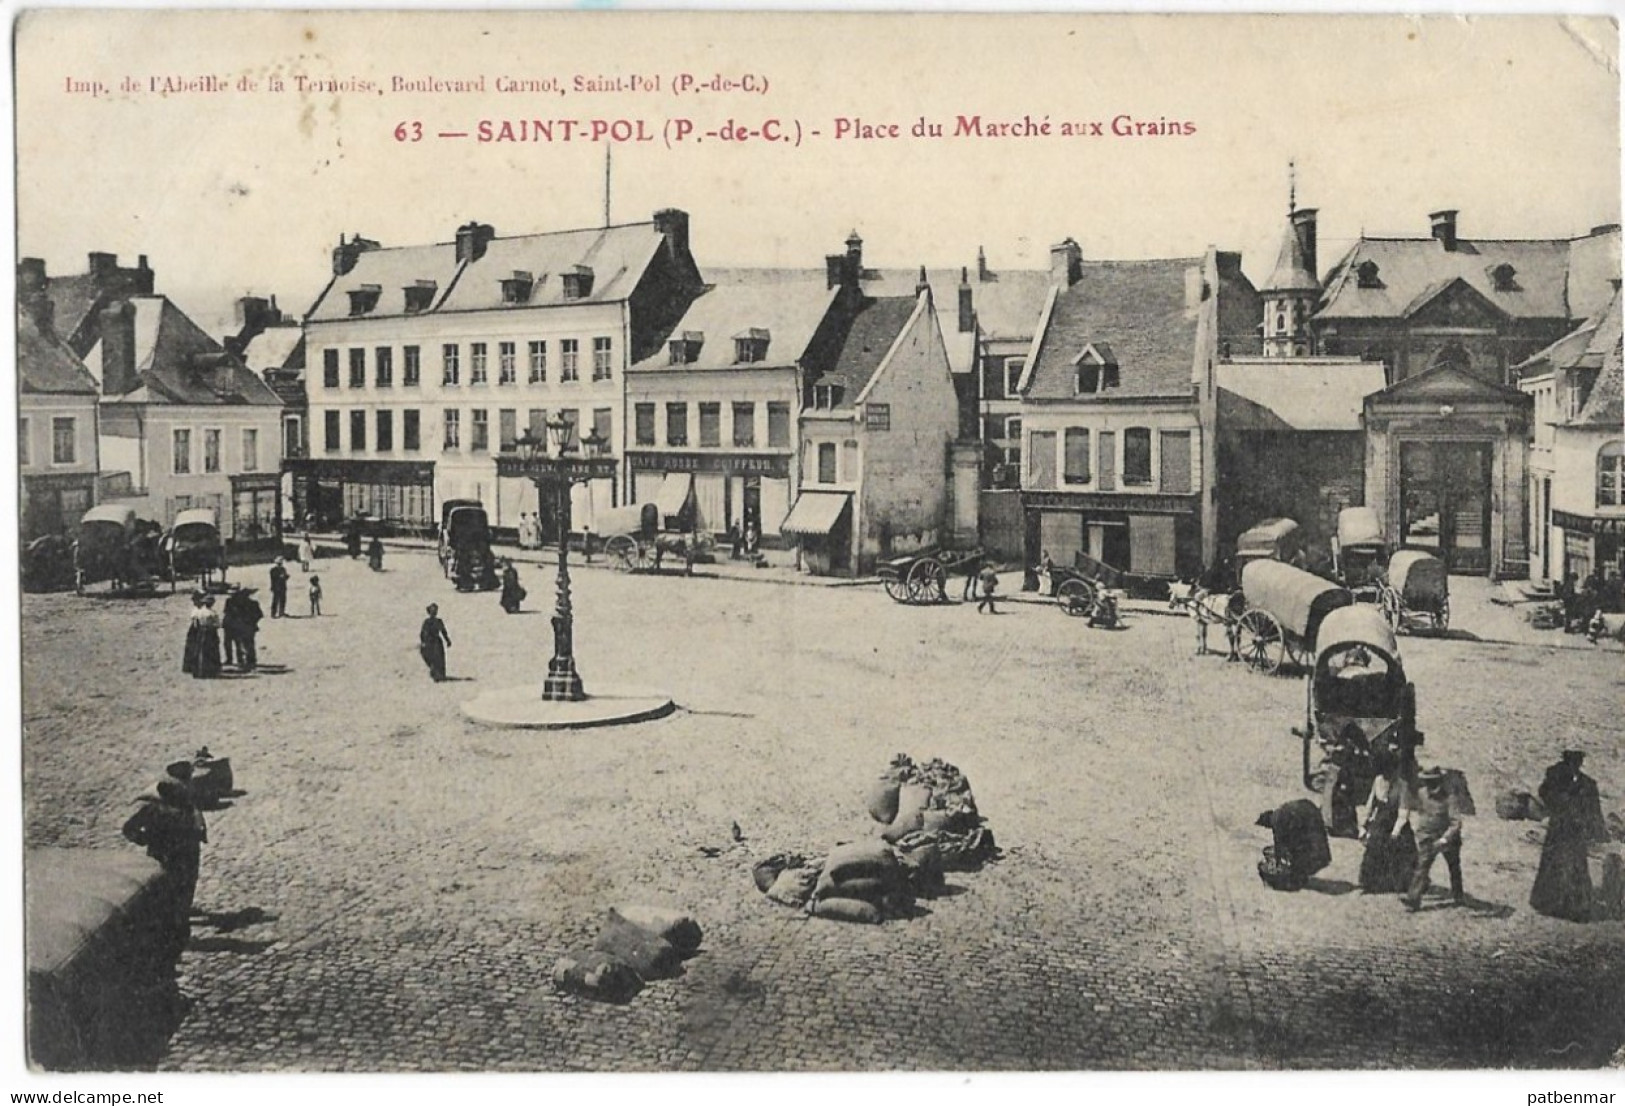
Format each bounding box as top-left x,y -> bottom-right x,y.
515,421 -> 586,702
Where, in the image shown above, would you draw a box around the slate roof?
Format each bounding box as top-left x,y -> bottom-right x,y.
240,325 -> 305,375
17,309 -> 99,395
307,221 -> 676,323
1024,258 -> 1203,401
1216,359 -> 1387,432
87,296 -> 282,407
629,277 -> 836,373
1574,337 -> 1622,430
1317,228 -> 1621,323
44,274 -> 105,349
1262,221 -> 1319,294
815,295 -> 922,410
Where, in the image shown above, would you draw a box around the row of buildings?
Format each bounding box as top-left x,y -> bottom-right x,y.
18,200 -> 1624,586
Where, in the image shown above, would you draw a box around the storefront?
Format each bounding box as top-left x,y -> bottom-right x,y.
228,472 -> 283,546
285,458 -> 436,535
781,490 -> 853,574
1552,509 -> 1625,584
625,451 -> 793,543
1021,490 -> 1201,580
494,455 -> 618,544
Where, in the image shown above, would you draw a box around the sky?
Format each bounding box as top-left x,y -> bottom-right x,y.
14,11 -> 1623,338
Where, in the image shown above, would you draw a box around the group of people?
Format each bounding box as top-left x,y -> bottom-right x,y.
181,585 -> 264,678
727,520 -> 763,561
268,557 -> 322,618
1263,740 -> 1616,921
1556,568 -> 1621,640
515,512 -> 545,551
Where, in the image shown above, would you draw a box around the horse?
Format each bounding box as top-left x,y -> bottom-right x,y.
1172,580 -> 1243,659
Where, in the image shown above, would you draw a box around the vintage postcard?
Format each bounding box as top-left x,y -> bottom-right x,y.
9,6 -> 1625,1091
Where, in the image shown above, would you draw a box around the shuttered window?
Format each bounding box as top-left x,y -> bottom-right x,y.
1064,428 -> 1091,484
1098,431 -> 1116,491
1160,431 -> 1192,494
1027,431 -> 1057,489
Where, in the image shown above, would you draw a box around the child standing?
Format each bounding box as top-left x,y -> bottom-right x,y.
308,575 -> 323,617
976,562 -> 999,615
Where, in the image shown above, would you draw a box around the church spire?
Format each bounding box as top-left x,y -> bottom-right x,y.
1262,164 -> 1320,357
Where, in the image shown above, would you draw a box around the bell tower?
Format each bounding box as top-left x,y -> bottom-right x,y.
1262,163 -> 1321,358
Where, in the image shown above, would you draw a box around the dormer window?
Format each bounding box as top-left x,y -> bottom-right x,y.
403,280 -> 437,314
734,328 -> 770,364
347,284 -> 382,316
501,271 -> 534,305
562,265 -> 594,300
668,330 -> 704,365
1072,343 -> 1120,395
813,383 -> 844,410
1491,263 -> 1519,292
1356,260 -> 1382,289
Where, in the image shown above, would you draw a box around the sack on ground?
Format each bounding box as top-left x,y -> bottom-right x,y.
609,905 -> 702,955
1496,791 -> 1533,821
824,841 -> 899,884
766,865 -> 820,908
813,872 -> 897,903
1257,846 -> 1303,892
866,780 -> 902,825
593,915 -> 682,981
811,897 -> 882,924
553,951 -> 643,1003
752,853 -> 804,893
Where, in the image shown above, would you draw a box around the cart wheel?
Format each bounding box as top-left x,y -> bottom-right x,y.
1058,578 -> 1095,617
1434,596 -> 1450,634
882,575 -> 908,602
908,558 -> 947,604
604,535 -> 638,572
632,542 -> 660,572
1237,609 -> 1286,674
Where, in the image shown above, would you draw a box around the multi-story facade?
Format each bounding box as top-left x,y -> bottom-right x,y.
298,212 -> 703,536
1019,245 -> 1258,577
16,293 -> 100,542
1519,287 -> 1623,587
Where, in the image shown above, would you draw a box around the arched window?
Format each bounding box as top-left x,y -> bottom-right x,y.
1600,441 -> 1625,508
1431,342 -> 1471,374
1276,313 -> 1286,334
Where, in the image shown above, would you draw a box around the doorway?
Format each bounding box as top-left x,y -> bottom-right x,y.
1399,441 -> 1492,574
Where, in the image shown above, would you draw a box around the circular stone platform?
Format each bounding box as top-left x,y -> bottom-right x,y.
460,684 -> 676,730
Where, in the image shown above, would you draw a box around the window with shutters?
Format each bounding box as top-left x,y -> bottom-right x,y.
499,409 -> 517,452
498,342 -> 516,384
203,428 -> 222,473
817,442 -> 837,484
768,402 -> 791,448
666,403 -> 688,446
348,348 -> 366,388
442,344 -> 460,386
470,343 -> 488,385
733,402 -> 756,447
51,418 -> 76,465
403,346 -> 421,386
699,403 -> 721,447
1160,431 -> 1192,494
323,413 -> 339,454
1063,428 -> 1091,484
471,409 -> 489,452
444,409 -> 461,450
1123,427 -> 1152,486
376,410 -> 394,452
375,347 -> 393,388
635,403 -> 656,446
1027,430 -> 1057,489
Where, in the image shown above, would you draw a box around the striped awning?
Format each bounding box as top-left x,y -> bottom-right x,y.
654,473 -> 693,520
781,491 -> 851,536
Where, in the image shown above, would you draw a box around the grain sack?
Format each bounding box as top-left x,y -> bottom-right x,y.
552,951 -> 643,1003
811,897 -> 882,924
593,914 -> 682,981
866,780 -> 902,825
824,841 -> 899,883
812,873 -> 895,903
609,906 -> 703,955
766,865 -> 820,908
752,853 -> 804,893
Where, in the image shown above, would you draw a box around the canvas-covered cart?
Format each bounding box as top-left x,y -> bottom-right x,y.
877,546 -> 985,604
1295,606 -> 1419,828
1234,517 -> 1304,567
1331,506 -> 1388,601
163,507 -> 228,592
438,500 -> 499,590
598,502 -> 709,573
1234,559 -> 1355,674
73,505 -> 164,596
1381,549 -> 1450,633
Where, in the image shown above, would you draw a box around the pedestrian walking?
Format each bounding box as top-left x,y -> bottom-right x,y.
121,778 -> 207,964
976,562 -> 1000,614
190,596 -> 222,679
1397,765 -> 1469,910
1358,741 -> 1417,894
268,557 -> 290,619
298,533 -> 315,573
420,603 -> 451,681
308,575 -> 323,617
367,535 -> 385,572
500,560 -> 526,614
181,591 -> 206,675
1530,749 -> 1608,922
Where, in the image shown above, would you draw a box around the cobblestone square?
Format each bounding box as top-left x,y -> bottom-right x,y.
20,551 -> 1625,1070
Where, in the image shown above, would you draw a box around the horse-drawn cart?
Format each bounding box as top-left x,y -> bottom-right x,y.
1331,506 -> 1388,601
878,546 -> 984,604
74,505 -> 165,596
1234,559 -> 1354,674
1047,551 -> 1163,626
1380,549 -> 1450,634
598,503 -> 710,573
164,507 -> 228,593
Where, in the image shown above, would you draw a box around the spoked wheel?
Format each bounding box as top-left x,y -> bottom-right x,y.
604,535 -> 639,572
907,558 -> 947,604
1433,596 -> 1450,634
631,542 -> 660,573
1236,608 -> 1286,674
1058,578 -> 1096,617
882,574 -> 909,602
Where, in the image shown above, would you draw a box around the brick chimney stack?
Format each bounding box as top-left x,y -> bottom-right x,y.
1430,210 -> 1459,252
454,222 -> 496,264
652,208 -> 690,268
976,246 -> 990,283
1050,238 -> 1082,287
99,300 -> 139,396
18,258 -> 51,333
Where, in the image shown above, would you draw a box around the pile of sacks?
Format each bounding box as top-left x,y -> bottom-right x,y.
750,754 -> 997,924
552,905 -> 703,1003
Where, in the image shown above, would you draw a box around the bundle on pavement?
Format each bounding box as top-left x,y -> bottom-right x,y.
765,863 -> 821,908
552,951 -> 643,1003
593,912 -> 684,981
611,904 -> 703,955
870,754 -> 995,870
808,840 -> 915,921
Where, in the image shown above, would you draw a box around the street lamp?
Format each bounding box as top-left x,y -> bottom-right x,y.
515,421 -> 585,702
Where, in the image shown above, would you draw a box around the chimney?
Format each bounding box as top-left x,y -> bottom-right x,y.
1429,210 -> 1459,251
1215,251 -> 1244,277
88,252 -> 118,281
99,300 -> 138,396
1290,207 -> 1319,280
845,231 -> 863,285
455,222 -> 495,264
652,208 -> 690,265
1049,238 -> 1082,287
958,267 -> 974,333
825,254 -> 844,290
18,258 -> 48,330
236,295 -> 271,333
976,246 -> 990,283
915,266 -> 930,295
134,255 -> 153,294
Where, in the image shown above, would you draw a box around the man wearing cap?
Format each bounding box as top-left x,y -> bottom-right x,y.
268,556 -> 290,619
122,777 -> 208,964
1531,749 -> 1608,922
1395,765 -> 1467,910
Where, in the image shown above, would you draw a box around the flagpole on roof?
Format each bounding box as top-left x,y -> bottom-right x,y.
604,145 -> 612,228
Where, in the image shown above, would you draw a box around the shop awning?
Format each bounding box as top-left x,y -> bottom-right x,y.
781,491 -> 851,536
654,473 -> 693,518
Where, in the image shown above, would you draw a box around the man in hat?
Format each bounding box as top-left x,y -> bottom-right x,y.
268,556 -> 290,619
1531,749 -> 1608,921
1396,765 -> 1467,910
122,777 -> 207,963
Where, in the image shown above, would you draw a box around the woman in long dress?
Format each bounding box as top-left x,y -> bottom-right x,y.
499,561 -> 526,614
181,592 -> 206,675
1531,750 -> 1608,921
1359,742 -> 1417,893
194,596 -> 223,679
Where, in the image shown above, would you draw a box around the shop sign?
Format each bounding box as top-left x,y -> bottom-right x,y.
1553,509 -> 1625,536
625,450 -> 790,477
